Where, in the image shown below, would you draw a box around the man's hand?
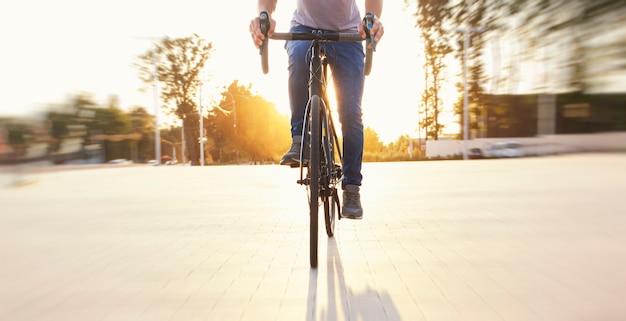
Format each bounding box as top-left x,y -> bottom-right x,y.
358,14 -> 384,50
249,14 -> 276,49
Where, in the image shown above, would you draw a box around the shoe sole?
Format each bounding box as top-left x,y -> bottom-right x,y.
341,214 -> 363,220
341,210 -> 363,220
280,158 -> 309,167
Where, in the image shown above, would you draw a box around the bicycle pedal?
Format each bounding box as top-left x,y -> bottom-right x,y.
292,161 -> 309,168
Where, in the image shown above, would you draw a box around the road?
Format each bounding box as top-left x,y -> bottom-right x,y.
1,153 -> 625,321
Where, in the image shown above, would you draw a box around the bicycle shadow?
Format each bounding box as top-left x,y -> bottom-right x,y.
306,237 -> 402,321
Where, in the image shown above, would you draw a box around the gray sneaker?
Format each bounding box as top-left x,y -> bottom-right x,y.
341,185 -> 363,220
280,135 -> 302,166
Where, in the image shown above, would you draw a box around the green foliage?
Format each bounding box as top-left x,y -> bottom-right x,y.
364,130 -> 424,162
449,0 -> 490,139
406,0 -> 452,140
136,34 -> 214,165
363,126 -> 385,161
1,119 -> 32,158
35,94 -> 154,162
3,91 -> 434,164
205,81 -> 290,164
126,106 -> 155,162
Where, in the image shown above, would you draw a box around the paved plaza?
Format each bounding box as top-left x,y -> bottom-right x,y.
1,153 -> 625,321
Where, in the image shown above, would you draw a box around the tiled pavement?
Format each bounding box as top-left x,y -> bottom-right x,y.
1,153 -> 625,321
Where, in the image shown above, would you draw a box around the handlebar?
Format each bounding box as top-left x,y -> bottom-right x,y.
269,32 -> 364,42
259,12 -> 374,75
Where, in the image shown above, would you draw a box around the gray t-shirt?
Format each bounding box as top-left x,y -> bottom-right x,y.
291,0 -> 361,32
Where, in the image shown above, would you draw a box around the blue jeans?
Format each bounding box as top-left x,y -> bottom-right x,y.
285,25 -> 365,187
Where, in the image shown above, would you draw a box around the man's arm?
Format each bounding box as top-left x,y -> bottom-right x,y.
365,0 -> 383,19
258,0 -> 277,15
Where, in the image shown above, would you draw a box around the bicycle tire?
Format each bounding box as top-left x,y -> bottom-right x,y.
322,102 -> 337,237
309,95 -> 322,268
324,188 -> 339,237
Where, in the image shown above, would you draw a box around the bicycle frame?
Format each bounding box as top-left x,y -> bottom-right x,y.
298,36 -> 342,191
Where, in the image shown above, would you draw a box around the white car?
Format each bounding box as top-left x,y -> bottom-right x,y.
486,142 -> 525,158
108,158 -> 131,164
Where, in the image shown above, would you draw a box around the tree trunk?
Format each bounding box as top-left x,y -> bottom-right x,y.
183,116 -> 200,165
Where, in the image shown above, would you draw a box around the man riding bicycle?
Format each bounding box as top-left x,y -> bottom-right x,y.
250,0 -> 384,220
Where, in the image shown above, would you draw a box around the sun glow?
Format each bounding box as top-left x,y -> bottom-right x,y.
246,1 -> 441,144
1,0 -> 462,144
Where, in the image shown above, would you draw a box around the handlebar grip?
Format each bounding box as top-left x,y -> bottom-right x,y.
260,11 -> 270,74
363,13 -> 375,75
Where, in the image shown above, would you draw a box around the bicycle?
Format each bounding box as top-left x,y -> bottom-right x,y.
259,12 -> 375,268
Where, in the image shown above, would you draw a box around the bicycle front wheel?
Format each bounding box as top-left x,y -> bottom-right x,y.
308,95 -> 322,268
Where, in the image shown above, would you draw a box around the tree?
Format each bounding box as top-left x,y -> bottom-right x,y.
127,106 -> 155,162
406,0 -> 452,140
206,81 -> 290,163
2,119 -> 32,159
493,0 -> 625,95
41,93 -> 143,163
160,126 -> 183,163
86,97 -> 135,161
387,134 -> 422,160
363,126 -> 385,161
46,93 -> 95,152
450,0 -> 490,139
136,34 -> 214,165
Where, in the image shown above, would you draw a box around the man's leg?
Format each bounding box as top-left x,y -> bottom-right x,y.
281,25 -> 313,165
326,41 -> 365,219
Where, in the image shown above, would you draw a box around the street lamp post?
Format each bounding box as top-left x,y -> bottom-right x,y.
221,92 -> 237,131
214,90 -> 238,163
180,118 -> 186,165
224,91 -> 238,164
199,84 -> 205,166
151,52 -> 161,165
457,27 -> 487,160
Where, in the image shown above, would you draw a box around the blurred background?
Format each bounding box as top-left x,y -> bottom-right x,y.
1,0 -> 625,167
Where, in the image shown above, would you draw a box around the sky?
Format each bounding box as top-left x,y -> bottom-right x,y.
0,0 -> 459,144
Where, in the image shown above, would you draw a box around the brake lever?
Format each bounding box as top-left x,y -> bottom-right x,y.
364,13 -> 376,51
259,11 -> 269,55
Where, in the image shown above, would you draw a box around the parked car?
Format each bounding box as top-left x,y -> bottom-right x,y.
469,148 -> 484,159
108,158 -> 131,165
486,141 -> 525,158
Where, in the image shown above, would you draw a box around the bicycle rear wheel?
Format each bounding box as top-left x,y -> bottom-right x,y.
308,95 -> 322,268
322,103 -> 338,237
324,187 -> 339,237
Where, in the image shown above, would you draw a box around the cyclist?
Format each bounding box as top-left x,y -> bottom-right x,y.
250,0 -> 384,220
